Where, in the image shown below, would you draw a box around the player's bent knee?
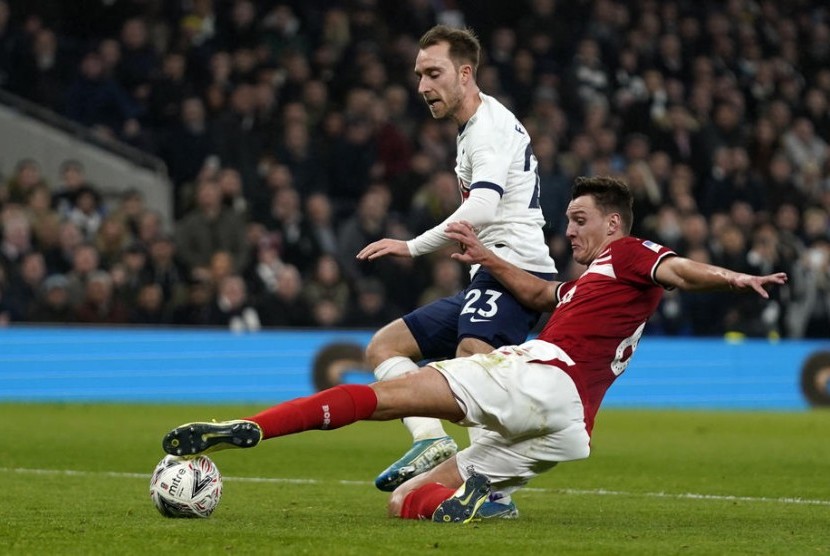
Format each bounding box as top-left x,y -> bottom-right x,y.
387,490 -> 405,517
364,334 -> 389,369
365,319 -> 415,368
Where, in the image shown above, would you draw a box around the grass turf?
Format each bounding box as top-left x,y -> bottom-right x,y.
1,403 -> 829,555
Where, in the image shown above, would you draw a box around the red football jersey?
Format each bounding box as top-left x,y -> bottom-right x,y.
535,236 -> 676,434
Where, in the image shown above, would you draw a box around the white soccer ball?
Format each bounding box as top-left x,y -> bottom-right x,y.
149,454 -> 223,518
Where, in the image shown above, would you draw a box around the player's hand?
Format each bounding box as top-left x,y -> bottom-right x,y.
729,272 -> 788,298
356,238 -> 412,260
445,221 -> 489,265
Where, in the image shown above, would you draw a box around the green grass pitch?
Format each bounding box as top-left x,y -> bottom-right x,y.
1,403 -> 829,555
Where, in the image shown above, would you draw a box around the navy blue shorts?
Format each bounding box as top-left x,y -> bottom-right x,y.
402,268 -> 554,360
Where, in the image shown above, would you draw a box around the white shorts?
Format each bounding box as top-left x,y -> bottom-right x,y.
429,340 -> 590,492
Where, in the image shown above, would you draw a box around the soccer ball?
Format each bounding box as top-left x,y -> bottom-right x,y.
149,454 -> 223,518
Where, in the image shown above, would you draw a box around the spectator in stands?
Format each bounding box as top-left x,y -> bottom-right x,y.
67,186 -> 104,241
108,188 -> 145,240
142,234 -> 187,311
0,266 -> 11,324
655,103 -> 705,170
7,27 -> 72,111
343,277 -> 401,329
0,207 -> 32,279
216,167 -> 248,217
417,256 -> 464,308
64,242 -> 100,305
159,96 -> 217,217
51,159 -> 92,217
134,208 -> 163,248
207,274 -> 261,331
258,264 -> 311,328
304,192 -> 339,259
0,0 -> 12,89
302,254 -> 351,318
170,275 -> 213,326
564,37 -> 611,121
3,159 -> 46,206
274,120 -> 327,198
336,185 -> 394,283
244,232 -> 285,301
259,186 -> 319,275
175,177 -> 248,279
147,52 -> 191,127
309,298 -> 344,327
210,83 -> 263,203
5,250 -> 45,320
111,242 -> 148,308
64,51 -> 141,138
407,170 -> 459,236
73,269 -> 129,324
782,117 -> 829,178
93,214 -> 130,270
129,282 -> 168,325
28,273 -> 74,323
786,239 -> 830,338
326,114 -> 379,216
116,18 -> 159,101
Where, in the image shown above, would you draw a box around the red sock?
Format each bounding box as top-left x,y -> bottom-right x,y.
245,384 -> 378,439
400,483 -> 456,520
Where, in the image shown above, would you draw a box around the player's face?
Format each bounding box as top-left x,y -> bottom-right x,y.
565,195 -> 616,266
414,42 -> 465,121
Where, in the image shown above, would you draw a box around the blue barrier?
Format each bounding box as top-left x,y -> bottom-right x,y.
0,327 -> 826,409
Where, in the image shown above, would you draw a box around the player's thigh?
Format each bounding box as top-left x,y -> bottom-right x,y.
401,293 -> 465,360
431,344 -> 589,442
370,367 -> 464,421
365,318 -> 422,366
457,269 -> 550,348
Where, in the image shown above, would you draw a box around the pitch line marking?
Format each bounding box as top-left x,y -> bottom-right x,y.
4,467 -> 829,507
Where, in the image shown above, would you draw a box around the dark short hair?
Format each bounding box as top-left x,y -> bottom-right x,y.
572,176 -> 634,234
419,25 -> 480,74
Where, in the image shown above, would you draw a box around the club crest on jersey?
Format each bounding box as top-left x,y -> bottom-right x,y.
641,240 -> 662,253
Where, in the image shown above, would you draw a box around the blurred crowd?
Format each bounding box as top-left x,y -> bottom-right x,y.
0,0 -> 828,338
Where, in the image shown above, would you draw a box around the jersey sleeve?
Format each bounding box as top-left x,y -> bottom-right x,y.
406,187 -> 501,257
615,238 -> 677,287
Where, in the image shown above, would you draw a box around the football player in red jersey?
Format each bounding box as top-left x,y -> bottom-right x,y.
162,176 -> 787,523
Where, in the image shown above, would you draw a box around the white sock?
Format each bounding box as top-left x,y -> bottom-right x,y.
373,356 -> 448,442
403,416 -> 448,441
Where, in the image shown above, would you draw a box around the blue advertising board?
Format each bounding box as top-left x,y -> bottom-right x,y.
0,327 -> 826,410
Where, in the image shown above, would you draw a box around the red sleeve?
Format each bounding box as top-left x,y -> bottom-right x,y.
614,238 -> 676,287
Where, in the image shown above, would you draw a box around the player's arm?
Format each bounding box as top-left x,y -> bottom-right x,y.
445,221 -> 559,312
355,188 -> 500,261
655,255 -> 788,298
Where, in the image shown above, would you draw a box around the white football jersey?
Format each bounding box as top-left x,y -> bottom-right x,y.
407,93 -> 556,275
455,93 -> 556,274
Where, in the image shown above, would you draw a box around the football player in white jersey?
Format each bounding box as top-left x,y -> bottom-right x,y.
355,25 -> 556,512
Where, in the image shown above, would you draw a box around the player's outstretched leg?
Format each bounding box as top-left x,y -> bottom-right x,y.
163,420 -> 262,456
432,468 -> 492,523
375,435 -> 458,492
